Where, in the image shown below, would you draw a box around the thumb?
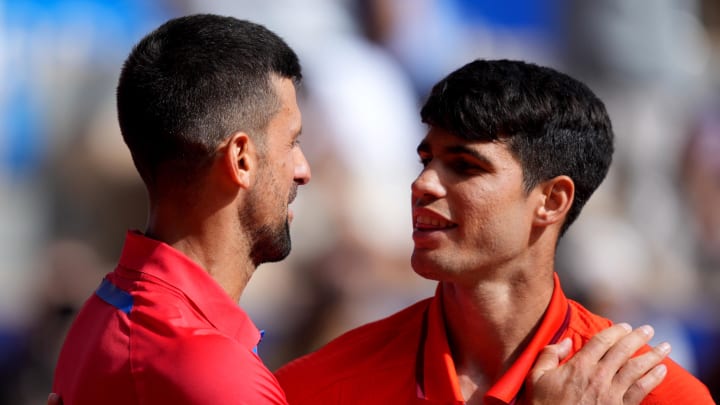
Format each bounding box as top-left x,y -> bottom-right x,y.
529,338 -> 572,382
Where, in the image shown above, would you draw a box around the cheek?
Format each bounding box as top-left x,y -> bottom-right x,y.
456,186 -> 497,221
454,194 -> 494,242
458,192 -> 530,240
267,156 -> 292,184
282,154 -> 296,178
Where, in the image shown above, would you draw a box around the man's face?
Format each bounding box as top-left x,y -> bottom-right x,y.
411,127 -> 540,284
245,76 -> 310,265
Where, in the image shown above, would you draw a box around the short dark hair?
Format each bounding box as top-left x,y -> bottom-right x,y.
117,14 -> 302,188
420,59 -> 614,235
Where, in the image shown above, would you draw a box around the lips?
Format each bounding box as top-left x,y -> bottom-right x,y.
415,215 -> 453,229
288,184 -> 298,204
412,208 -> 456,230
287,184 -> 299,223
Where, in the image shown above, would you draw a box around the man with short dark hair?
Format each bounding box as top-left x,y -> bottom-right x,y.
50,15 -> 680,405
275,59 -> 713,404
52,14 -> 310,404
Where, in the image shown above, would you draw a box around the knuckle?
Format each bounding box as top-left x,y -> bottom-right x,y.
565,360 -> 586,381
624,381 -> 648,405
623,358 -> 644,373
634,378 -> 649,394
623,331 -> 647,350
614,339 -> 635,357
620,351 -> 661,381
593,333 -> 613,348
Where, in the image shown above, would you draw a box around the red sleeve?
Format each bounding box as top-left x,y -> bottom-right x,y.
139,334 -> 288,404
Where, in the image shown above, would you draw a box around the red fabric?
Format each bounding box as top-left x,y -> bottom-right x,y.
53,231 -> 287,404
276,274 -> 713,404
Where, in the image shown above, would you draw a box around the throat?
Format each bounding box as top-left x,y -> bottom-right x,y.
457,369 -> 489,404
440,279 -> 551,398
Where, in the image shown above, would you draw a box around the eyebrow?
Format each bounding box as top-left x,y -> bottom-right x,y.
417,141 -> 493,166
445,145 -> 493,165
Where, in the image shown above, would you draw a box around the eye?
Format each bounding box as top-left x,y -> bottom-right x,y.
450,159 -> 483,174
418,156 -> 431,167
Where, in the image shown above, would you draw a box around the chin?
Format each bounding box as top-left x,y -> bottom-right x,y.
251,222 -> 292,265
412,249 -> 468,283
266,234 -> 292,263
410,253 -> 442,281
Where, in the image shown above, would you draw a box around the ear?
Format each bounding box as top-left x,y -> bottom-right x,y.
221,131 -> 255,189
533,175 -> 574,228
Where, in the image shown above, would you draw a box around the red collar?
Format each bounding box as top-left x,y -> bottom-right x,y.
418,274 -> 570,404
115,230 -> 261,350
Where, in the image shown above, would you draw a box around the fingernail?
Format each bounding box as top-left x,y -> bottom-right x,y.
618,322 -> 632,332
640,324 -> 655,337
657,342 -> 671,355
654,364 -> 667,377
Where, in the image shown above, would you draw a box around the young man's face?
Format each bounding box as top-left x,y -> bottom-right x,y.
411,127 -> 540,284
246,76 -> 310,265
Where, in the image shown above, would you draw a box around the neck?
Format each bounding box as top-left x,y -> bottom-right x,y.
145,200 -> 254,302
440,269 -> 554,398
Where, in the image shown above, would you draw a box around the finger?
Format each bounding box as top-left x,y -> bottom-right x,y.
47,393 -> 63,405
599,325 -> 655,373
529,338 -> 573,382
614,341 -> 671,390
623,364 -> 668,405
569,323 -> 633,366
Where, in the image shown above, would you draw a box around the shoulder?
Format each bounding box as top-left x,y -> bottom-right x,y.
643,357 -> 714,404
137,333 -> 287,404
564,301 -> 713,404
565,298 -> 614,341
275,298 -> 432,403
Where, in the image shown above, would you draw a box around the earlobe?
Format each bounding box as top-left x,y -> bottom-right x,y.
222,132 -> 253,188
534,176 -> 574,227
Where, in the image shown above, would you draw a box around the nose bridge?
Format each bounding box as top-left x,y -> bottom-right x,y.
294,147 -> 311,185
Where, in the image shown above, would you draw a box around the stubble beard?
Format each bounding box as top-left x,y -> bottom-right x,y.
250,220 -> 292,266
243,175 -> 295,267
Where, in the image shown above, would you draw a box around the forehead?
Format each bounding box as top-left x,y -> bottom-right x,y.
266,76 -> 301,138
273,76 -> 300,118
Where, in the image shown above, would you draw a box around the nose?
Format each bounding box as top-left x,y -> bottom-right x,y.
411,167 -> 444,202
294,148 -> 311,185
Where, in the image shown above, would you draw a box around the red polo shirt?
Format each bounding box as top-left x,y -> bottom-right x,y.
275,274 -> 713,404
53,231 -> 287,404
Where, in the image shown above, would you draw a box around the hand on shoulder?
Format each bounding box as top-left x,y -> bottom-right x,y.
527,323 -> 669,405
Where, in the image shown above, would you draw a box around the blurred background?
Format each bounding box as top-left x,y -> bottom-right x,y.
2,0 -> 720,403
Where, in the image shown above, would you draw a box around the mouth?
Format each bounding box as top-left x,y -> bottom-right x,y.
288,184 -> 298,204
412,209 -> 457,231
412,210 -> 456,248
287,185 -> 299,223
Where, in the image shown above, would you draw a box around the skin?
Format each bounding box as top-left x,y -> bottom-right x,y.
48,77 -> 313,405
412,127 -> 668,404
412,130 -> 551,285
144,75 -> 310,302
239,76 -> 308,267
528,324 -> 671,405
45,78 -> 667,405
413,129 -> 561,389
